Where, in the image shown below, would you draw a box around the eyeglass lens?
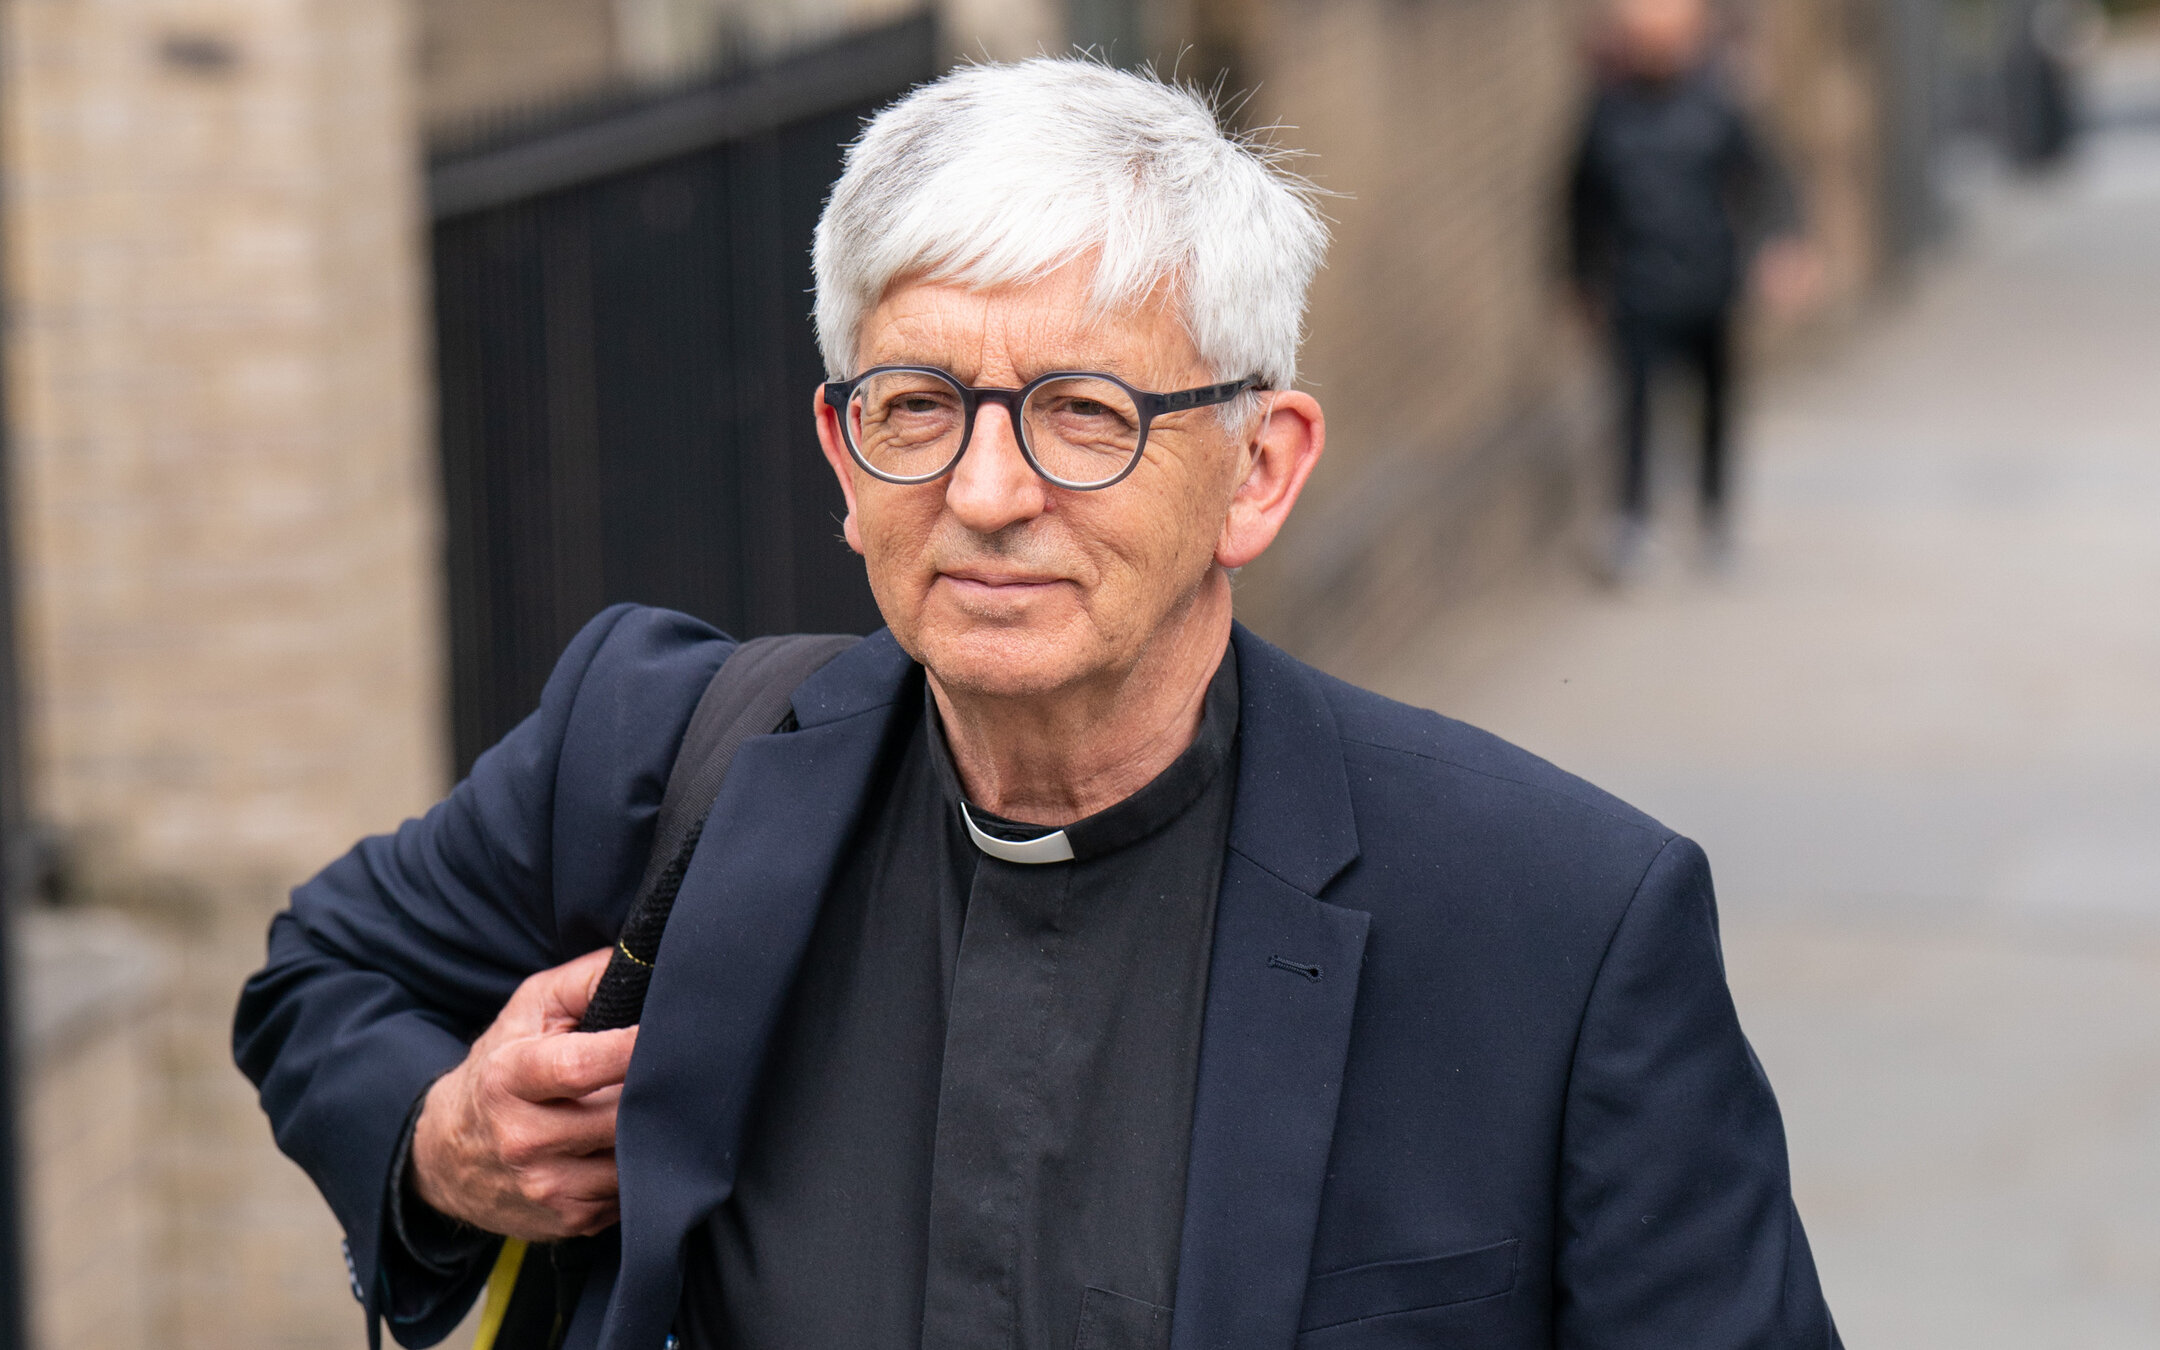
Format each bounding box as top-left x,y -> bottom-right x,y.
845,371 -> 1145,487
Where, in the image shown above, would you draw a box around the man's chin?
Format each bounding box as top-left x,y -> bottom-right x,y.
914,621 -> 1095,701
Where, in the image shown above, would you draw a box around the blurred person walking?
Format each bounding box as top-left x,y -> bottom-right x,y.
1568,0 -> 1814,577
2004,0 -> 2102,169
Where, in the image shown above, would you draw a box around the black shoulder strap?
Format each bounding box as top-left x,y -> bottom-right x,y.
577,633 -> 859,1032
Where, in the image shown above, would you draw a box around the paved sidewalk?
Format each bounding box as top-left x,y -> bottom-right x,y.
1357,96 -> 2160,1348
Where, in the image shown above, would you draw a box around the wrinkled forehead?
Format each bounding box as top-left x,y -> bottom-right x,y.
853,263 -> 1208,387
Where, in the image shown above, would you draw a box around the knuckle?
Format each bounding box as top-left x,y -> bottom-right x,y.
523,1176 -> 572,1219
525,1173 -> 565,1210
473,1052 -> 514,1097
551,1040 -> 591,1083
496,1121 -> 545,1169
499,1042 -> 560,1099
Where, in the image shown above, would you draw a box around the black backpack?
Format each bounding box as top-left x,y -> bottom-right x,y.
471,633 -> 860,1350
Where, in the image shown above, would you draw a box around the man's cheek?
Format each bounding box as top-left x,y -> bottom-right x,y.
860,518 -> 936,610
1125,506 -> 1197,588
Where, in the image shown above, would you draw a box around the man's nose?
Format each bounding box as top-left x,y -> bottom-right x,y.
944,400 -> 1047,532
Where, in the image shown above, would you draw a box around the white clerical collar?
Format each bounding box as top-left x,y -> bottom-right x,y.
960,803 -> 1075,865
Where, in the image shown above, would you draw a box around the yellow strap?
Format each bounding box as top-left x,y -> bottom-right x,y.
472,1238 -> 528,1350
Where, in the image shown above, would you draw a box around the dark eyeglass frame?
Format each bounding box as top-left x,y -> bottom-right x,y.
821,365 -> 1261,491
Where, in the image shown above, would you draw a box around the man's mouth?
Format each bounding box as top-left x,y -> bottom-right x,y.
938,567 -> 1064,590
935,568 -> 1071,606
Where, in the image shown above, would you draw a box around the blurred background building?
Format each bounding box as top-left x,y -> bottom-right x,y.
0,0 -> 2145,1345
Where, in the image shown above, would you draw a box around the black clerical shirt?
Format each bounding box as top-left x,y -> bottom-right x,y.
677,647 -> 1239,1350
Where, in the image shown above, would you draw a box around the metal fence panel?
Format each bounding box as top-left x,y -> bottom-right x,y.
430,19 -> 932,773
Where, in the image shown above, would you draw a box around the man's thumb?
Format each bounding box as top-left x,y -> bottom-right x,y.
525,947 -> 617,1027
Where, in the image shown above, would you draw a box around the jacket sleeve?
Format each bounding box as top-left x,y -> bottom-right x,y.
1723,103 -> 1805,253
1566,97 -> 1611,292
1555,835 -> 1841,1349
232,602 -> 729,1345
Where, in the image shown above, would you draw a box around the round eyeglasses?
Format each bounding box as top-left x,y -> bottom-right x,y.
821,366 -> 1260,491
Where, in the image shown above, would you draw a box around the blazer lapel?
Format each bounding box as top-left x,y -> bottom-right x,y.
1172,626 -> 1369,1350
600,630 -> 915,1350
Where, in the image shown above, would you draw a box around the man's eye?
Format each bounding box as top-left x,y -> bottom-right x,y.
882,392 -> 959,419
1050,397 -> 1130,423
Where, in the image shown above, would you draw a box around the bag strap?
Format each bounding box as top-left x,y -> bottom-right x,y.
474,633 -> 861,1350
576,632 -> 859,1033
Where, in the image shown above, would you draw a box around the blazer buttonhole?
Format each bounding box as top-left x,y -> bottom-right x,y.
1268,955 -> 1322,981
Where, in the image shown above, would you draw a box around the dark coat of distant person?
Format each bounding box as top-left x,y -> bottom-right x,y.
1569,69 -> 1799,324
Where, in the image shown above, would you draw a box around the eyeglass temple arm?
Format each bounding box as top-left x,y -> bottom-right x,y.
1154,377 -> 1260,414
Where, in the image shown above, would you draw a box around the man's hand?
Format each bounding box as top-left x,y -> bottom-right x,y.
1753,237 -> 1826,324
411,948 -> 638,1241
1567,283 -> 1607,338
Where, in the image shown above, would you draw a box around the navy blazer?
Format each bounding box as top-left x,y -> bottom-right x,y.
235,604 -> 1839,1350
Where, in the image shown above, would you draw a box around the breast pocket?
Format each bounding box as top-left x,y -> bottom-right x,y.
1074,1285 -> 1174,1350
1296,1238 -> 1519,1342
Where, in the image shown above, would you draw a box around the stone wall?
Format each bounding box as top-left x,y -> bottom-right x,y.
1743,0 -> 1898,309
0,0 -> 446,1344
1,0 -> 444,911
421,0 -> 621,135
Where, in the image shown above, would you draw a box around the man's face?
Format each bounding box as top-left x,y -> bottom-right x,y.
816,263 -> 1252,700
1615,0 -> 1709,77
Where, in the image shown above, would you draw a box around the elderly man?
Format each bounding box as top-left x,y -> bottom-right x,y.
236,59 -> 1840,1350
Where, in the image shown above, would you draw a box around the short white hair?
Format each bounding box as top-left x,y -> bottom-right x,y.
812,59 -> 1329,394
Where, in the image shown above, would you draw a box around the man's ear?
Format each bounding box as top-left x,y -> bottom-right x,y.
812,384 -> 867,556
1216,390 -> 1325,570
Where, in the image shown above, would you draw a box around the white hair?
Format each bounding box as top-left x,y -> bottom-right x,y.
812,58 -> 1329,398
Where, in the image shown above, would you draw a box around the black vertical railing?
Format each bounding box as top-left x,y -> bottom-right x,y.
429,17 -> 934,774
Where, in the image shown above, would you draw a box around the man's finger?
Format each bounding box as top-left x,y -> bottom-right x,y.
490,1151 -> 621,1242
536,1151 -> 621,1206
511,1154 -> 622,1240
515,947 -> 616,1028
499,1025 -> 637,1101
530,1092 -> 624,1159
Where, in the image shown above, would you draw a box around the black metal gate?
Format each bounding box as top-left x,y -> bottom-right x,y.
430,17 -> 933,773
